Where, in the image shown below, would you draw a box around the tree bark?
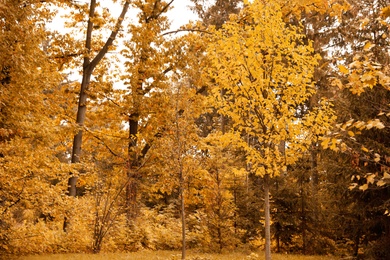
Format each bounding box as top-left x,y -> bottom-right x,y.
126,113 -> 140,220
264,173 -> 271,260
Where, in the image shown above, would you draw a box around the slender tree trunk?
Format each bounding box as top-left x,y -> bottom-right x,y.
64,0 -> 130,231
353,229 -> 360,257
300,175 -> 307,255
311,142 -> 319,187
180,175 -> 186,260
220,89 -> 227,133
264,173 -> 271,260
176,90 -> 186,260
68,70 -> 92,196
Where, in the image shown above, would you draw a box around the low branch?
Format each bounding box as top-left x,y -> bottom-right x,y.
84,127 -> 125,160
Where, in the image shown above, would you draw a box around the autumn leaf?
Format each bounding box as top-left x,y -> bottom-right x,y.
381,6 -> 390,18
359,183 -> 369,191
338,64 -> 349,74
363,41 -> 374,51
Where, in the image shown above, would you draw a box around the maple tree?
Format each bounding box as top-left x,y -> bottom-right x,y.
153,80 -> 205,259
205,0 -> 334,258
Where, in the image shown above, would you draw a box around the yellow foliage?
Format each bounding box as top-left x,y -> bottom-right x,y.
206,0 -> 332,177
338,64 -> 349,75
381,6 -> 390,18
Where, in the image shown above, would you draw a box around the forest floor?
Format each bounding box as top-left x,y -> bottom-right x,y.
11,250 -> 338,260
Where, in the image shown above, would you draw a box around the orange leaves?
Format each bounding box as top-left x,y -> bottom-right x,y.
381,6 -> 390,18
338,64 -> 349,75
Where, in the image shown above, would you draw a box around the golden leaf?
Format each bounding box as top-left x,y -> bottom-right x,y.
338,64 -> 349,75
381,6 -> 390,18
360,17 -> 370,28
363,41 -> 374,51
367,174 -> 375,184
359,183 -> 369,191
349,183 -> 358,190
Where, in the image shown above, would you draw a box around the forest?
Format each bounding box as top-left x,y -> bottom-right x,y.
1,0 -> 389,259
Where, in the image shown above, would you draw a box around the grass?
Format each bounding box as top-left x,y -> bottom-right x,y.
13,250 -> 338,260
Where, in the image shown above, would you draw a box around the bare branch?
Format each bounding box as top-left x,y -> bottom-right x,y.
161,28 -> 212,36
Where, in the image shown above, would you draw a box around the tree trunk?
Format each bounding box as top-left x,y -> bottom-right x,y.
180,179 -> 186,260
264,173 -> 271,260
126,114 -> 140,221
67,0 -> 96,198
301,189 -> 306,255
68,70 -> 92,196
126,170 -> 139,220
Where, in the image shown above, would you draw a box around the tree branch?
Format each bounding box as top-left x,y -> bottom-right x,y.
89,0 -> 131,71
161,28 -> 212,36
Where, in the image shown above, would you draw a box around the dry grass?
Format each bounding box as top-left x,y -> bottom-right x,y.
14,250 -> 338,260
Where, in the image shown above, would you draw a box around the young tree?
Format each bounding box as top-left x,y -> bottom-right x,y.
205,1 -> 333,258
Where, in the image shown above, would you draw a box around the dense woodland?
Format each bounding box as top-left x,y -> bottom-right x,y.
1,0 -> 390,259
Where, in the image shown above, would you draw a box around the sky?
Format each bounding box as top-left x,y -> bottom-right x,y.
47,0 -> 200,86
48,0 -> 199,32
168,0 -> 199,29
99,0 -> 199,30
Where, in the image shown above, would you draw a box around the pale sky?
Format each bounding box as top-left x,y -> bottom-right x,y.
48,0 -> 199,32
47,1 -> 200,86
168,0 -> 198,29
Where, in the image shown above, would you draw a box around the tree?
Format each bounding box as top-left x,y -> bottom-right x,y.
318,0 -> 390,257
0,0 -> 76,253
66,0 -> 130,198
121,0 -> 176,221
205,1 -> 333,258
158,80 -> 205,259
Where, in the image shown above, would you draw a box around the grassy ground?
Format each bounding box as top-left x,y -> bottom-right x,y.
13,250 -> 338,260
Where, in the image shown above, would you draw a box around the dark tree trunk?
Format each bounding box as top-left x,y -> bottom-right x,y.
126,114 -> 140,220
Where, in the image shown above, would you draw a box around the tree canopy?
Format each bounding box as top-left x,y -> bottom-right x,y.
0,0 -> 389,259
